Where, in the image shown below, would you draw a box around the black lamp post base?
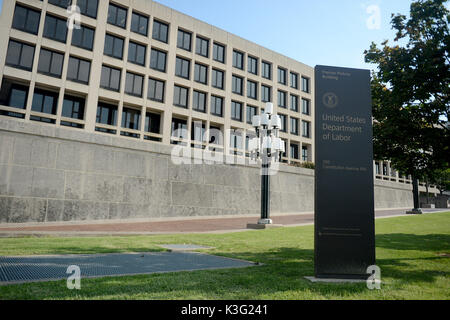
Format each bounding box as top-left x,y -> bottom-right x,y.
258,218 -> 273,225
406,208 -> 423,214
247,222 -> 283,230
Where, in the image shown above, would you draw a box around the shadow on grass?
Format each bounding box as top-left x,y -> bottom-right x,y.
375,233 -> 450,252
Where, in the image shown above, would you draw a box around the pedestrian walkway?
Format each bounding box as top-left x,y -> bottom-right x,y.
0,208 -> 447,237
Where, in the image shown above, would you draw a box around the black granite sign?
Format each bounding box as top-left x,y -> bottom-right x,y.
314,65 -> 375,279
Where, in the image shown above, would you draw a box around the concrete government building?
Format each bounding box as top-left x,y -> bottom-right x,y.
0,0 -> 437,223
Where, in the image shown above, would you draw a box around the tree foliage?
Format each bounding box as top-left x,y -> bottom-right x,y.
429,168 -> 450,194
364,0 -> 449,179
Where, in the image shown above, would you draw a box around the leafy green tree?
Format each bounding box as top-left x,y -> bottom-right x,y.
429,168 -> 450,195
364,0 -> 450,209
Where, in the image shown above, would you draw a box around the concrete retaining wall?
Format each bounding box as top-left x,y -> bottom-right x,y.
374,180 -> 413,210
0,118 -> 415,224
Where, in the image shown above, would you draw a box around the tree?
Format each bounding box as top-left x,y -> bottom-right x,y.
364,0 -> 450,210
429,168 -> 450,195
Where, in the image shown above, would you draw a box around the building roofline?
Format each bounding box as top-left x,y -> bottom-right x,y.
151,0 -> 314,71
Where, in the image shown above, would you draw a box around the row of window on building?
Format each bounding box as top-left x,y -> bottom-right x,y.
172,118 -> 310,161
4,34 -> 311,137
12,2 -> 312,93
10,3 -> 312,111
0,76 -> 310,161
106,0 -> 312,94
0,76 -> 161,137
374,161 -> 412,182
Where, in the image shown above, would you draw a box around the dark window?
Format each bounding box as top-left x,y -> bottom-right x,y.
67,56 -> 91,84
231,101 -> 242,121
173,85 -> 188,108
209,125 -> 222,145
43,14 -> 68,43
232,75 -> 243,95
175,57 -> 190,79
194,63 -> 208,84
152,20 -> 169,43
48,0 -> 71,8
248,56 -> 258,75
171,118 -> 188,139
375,162 -> 381,175
31,89 -> 58,115
247,80 -> 257,100
104,34 -> 124,59
230,129 -> 243,149
278,67 -> 287,85
177,29 -> 191,51
302,120 -> 311,138
291,72 -> 298,89
212,69 -> 224,89
128,41 -> 146,66
37,49 -> 64,78
213,42 -> 225,63
279,114 -> 287,132
145,112 -> 161,134
280,140 -> 287,159
233,50 -> 244,70
193,91 -> 207,113
125,72 -> 144,97
150,49 -> 167,72
72,25 -> 95,50
302,146 -> 309,162
302,98 -> 310,115
210,96 -> 223,117
261,85 -> 271,102
191,121 -> 206,143
12,4 -> 40,35
262,61 -> 271,79
6,40 -> 35,71
278,90 -> 287,108
290,144 -> 299,160
96,102 -> 117,126
0,79 -> 28,110
131,12 -> 148,36
121,107 -> 141,131
196,36 -> 209,57
290,94 -> 298,112
77,0 -> 98,19
107,3 -> 127,29
246,105 -> 257,124
302,76 -> 310,93
100,65 -> 121,92
62,95 -> 85,120
245,133 -> 257,153
148,78 -> 165,102
291,117 -> 299,135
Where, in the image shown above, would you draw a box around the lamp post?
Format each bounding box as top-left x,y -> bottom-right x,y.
249,102 -> 285,225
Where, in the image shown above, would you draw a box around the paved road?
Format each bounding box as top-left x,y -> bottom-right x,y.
0,208 -> 447,237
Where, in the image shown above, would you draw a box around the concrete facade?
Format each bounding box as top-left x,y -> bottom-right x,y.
0,0 -> 314,165
0,1 -> 437,224
0,117 -> 418,224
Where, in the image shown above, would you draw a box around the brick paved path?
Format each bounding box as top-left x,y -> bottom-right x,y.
0,209 -> 446,236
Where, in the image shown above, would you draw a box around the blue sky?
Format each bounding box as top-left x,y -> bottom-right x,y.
152,0 -> 415,71
0,0 -> 423,70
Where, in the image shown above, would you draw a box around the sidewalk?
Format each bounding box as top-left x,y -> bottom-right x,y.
0,208 -> 446,237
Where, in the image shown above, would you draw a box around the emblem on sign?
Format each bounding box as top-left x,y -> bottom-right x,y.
323,92 -> 339,108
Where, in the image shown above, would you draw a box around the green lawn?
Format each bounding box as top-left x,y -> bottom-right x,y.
0,212 -> 449,300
